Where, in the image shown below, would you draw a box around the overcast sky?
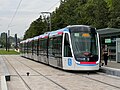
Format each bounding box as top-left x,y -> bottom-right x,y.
0,0 -> 60,38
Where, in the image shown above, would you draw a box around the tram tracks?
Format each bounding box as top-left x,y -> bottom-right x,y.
15,56 -> 120,90
2,56 -> 32,90
81,74 -> 120,89
3,56 -> 67,90
3,55 -> 120,90
71,71 -> 120,89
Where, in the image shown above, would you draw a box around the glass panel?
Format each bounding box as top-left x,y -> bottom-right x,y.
27,41 -> 32,53
48,36 -> 62,58
64,33 -> 72,57
70,27 -> 98,62
39,39 -> 47,55
48,38 -> 53,56
34,40 -> 38,55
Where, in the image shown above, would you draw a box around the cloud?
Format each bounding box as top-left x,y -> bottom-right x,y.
0,0 -> 60,38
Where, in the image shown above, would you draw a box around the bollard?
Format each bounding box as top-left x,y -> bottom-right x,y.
27,72 -> 30,76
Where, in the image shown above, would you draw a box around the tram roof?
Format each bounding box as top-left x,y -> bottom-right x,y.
66,25 -> 90,28
21,25 -> 93,41
34,36 -> 39,40
49,28 -> 68,37
38,33 -> 48,39
46,25 -> 92,37
29,38 -> 34,42
20,40 -> 24,43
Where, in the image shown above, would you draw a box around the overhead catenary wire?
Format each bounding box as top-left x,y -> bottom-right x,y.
47,0 -> 60,11
39,0 -> 60,31
6,0 -> 59,36
7,0 -> 23,30
23,0 -> 60,33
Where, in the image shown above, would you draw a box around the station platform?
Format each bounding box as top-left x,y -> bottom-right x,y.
104,61 -> 120,69
100,61 -> 120,77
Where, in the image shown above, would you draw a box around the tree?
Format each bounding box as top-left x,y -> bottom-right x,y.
0,32 -> 6,47
75,0 -> 109,28
107,0 -> 120,28
23,0 -> 120,39
51,0 -> 88,30
24,15 -> 46,39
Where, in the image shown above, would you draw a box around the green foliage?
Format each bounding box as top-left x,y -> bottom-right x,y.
108,0 -> 120,28
0,49 -> 20,55
0,33 -> 6,47
105,0 -> 112,8
23,16 -> 46,39
24,0 -> 120,39
52,0 -> 109,29
82,0 -> 109,28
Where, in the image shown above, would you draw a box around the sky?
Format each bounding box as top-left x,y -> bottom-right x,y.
0,0 -> 60,38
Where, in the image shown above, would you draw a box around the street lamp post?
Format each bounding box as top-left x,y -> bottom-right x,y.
41,12 -> 51,31
5,33 -> 7,51
8,30 -> 10,52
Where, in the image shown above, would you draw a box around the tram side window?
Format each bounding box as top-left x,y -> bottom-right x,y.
23,43 -> 25,53
39,39 -> 43,55
32,41 -> 34,55
53,36 -> 62,58
39,38 -> 47,55
37,39 -> 39,56
34,40 -> 38,55
24,43 -> 26,53
48,36 -> 62,58
20,43 -> 23,53
39,39 -> 41,54
27,42 -> 30,53
48,38 -> 53,56
35,40 -> 38,55
30,41 -> 33,54
33,40 -> 36,54
64,33 -> 72,57
25,43 -> 27,53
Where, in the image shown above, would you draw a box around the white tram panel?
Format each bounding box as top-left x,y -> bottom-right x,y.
62,29 -> 75,70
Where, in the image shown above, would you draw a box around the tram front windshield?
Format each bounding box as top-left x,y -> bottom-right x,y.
70,27 -> 98,62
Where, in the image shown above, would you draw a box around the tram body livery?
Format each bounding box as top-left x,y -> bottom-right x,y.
20,25 -> 100,71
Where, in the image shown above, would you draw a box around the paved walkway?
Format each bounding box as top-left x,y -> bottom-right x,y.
2,55 -> 120,90
0,60 -> 1,90
100,60 -> 120,77
105,61 -> 120,69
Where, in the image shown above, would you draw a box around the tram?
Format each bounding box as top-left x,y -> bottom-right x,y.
20,25 -> 100,71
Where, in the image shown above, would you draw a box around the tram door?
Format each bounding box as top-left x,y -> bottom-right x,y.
63,33 -> 74,70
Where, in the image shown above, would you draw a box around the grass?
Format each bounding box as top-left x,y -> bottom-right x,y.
0,49 -> 20,55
